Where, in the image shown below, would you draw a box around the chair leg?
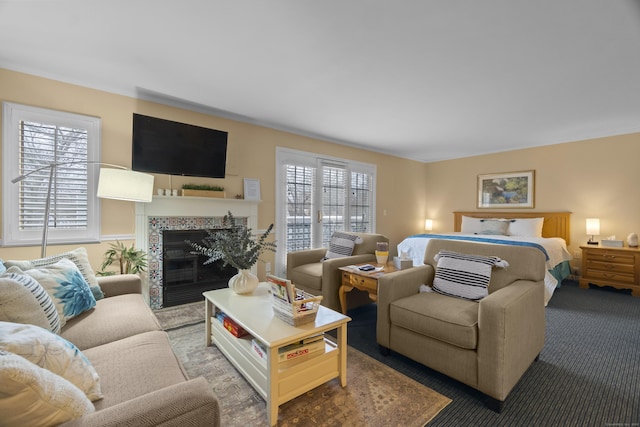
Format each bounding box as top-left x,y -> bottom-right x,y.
379,345 -> 390,356
485,396 -> 504,413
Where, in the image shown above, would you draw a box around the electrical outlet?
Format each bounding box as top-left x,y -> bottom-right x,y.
573,251 -> 581,259
265,262 -> 271,273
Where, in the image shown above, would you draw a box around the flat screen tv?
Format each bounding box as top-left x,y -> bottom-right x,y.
132,113 -> 227,178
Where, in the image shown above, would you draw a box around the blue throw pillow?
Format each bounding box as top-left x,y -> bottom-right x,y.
3,248 -> 104,301
17,258 -> 96,328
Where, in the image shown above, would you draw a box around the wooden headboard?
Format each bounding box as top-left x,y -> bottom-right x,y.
453,211 -> 572,245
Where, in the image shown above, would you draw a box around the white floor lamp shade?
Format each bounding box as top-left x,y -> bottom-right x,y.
97,168 -> 154,202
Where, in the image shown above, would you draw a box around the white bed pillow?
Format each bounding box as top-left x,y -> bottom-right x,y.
460,216 -> 484,234
476,219 -> 510,235
509,218 -> 544,237
461,216 -> 511,235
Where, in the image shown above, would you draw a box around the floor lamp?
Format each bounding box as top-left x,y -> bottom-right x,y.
12,162 -> 154,257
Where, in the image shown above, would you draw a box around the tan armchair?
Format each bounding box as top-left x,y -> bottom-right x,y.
376,239 -> 546,412
287,232 -> 389,312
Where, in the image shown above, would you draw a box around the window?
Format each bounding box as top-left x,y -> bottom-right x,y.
275,147 -> 376,275
2,102 -> 101,247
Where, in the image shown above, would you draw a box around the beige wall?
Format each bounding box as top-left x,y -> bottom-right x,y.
0,68 -> 427,276
425,132 -> 640,262
3,68 -> 638,276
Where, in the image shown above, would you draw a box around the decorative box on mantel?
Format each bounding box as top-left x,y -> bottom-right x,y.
181,189 -> 226,198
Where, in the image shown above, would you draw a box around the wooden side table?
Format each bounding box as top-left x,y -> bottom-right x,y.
338,263 -> 399,314
579,244 -> 640,296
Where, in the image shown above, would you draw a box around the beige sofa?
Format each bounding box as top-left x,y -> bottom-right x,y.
287,232 -> 389,312
376,239 -> 546,412
38,274 -> 218,426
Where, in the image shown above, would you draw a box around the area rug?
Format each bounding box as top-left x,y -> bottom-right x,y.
162,311 -> 451,426
154,301 -> 205,330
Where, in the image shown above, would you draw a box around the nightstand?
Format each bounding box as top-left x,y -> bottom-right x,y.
579,245 -> 640,296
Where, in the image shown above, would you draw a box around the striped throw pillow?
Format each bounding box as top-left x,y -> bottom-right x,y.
322,232 -> 361,261
432,250 -> 509,301
3,247 -> 104,301
1,269 -> 61,334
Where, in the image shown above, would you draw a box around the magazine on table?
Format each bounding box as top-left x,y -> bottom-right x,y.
267,274 -> 296,303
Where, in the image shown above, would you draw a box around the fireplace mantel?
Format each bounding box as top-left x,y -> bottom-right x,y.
135,196 -> 259,228
135,195 -> 260,308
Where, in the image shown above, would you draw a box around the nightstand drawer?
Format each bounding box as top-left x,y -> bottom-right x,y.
580,245 -> 640,296
585,251 -> 635,265
585,260 -> 635,274
585,269 -> 635,284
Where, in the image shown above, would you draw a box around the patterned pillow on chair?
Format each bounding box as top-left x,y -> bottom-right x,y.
432,250 -> 509,301
322,232 -> 362,261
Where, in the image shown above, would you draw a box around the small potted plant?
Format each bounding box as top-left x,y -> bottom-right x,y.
188,211 -> 276,294
98,241 -> 148,276
181,183 -> 225,198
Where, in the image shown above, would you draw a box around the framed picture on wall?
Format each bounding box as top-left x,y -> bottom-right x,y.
477,170 -> 535,208
243,178 -> 261,201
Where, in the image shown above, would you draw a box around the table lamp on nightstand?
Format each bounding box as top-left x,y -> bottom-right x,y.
425,219 -> 433,232
586,218 -> 600,245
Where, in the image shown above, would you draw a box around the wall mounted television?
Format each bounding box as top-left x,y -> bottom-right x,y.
132,113 -> 228,178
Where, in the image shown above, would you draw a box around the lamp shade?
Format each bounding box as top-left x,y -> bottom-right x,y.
586,218 -> 600,236
424,219 -> 433,231
97,168 -> 154,202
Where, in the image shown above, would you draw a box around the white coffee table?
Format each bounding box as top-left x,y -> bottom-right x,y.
204,283 -> 351,426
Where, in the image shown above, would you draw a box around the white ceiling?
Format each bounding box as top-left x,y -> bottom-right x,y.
2,0 -> 640,163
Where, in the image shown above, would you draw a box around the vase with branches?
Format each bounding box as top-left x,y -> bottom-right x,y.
188,211 -> 276,294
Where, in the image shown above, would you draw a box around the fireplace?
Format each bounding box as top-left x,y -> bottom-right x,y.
135,196 -> 259,309
162,229 -> 237,307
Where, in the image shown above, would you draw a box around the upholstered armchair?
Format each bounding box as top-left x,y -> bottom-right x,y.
376,239 -> 546,412
287,232 -> 389,312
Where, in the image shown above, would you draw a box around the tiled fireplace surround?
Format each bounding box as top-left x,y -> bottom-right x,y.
135,196 -> 259,309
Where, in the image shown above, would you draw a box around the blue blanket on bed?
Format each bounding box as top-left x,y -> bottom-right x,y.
408,234 -> 550,260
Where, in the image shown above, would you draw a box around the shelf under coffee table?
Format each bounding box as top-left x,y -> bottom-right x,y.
203,283 -> 351,426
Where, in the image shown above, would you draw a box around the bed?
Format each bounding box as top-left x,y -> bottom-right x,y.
397,211 -> 573,305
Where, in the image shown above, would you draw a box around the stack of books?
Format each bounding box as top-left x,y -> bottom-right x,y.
250,334 -> 326,364
277,334 -> 325,362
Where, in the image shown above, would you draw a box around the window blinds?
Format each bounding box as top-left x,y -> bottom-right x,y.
18,121 -> 89,231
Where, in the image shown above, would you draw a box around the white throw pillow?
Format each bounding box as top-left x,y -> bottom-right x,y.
508,218 -> 544,237
432,250 -> 509,301
0,273 -> 61,334
0,321 -> 103,401
3,247 -> 104,301
0,349 -> 95,427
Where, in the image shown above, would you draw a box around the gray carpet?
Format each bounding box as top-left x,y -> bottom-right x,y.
347,281 -> 640,426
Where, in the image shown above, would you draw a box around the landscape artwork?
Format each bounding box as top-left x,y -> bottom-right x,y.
477,170 -> 535,208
